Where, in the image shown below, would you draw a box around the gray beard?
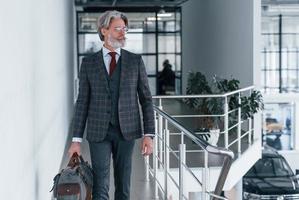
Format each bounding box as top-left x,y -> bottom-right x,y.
107,34 -> 126,49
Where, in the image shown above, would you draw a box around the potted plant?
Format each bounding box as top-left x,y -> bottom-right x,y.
184,71 -> 263,146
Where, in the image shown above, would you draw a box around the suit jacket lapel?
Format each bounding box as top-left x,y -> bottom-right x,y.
119,49 -> 130,96
94,49 -> 109,93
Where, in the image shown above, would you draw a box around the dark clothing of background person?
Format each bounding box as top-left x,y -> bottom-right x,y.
158,60 -> 175,95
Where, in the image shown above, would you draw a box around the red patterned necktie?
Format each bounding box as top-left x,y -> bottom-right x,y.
108,52 -> 117,76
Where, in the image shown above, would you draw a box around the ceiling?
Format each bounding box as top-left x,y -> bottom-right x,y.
262,0 -> 299,15
75,0 -> 189,7
262,0 -> 299,5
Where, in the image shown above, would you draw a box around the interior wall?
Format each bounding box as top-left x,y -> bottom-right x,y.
0,0 -> 74,199
182,0 -> 261,93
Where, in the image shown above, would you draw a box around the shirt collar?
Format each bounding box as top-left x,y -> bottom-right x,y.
102,45 -> 121,57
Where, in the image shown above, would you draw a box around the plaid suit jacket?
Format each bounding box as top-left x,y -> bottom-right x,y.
69,49 -> 155,142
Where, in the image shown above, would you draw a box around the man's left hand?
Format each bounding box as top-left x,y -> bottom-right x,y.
141,136 -> 153,156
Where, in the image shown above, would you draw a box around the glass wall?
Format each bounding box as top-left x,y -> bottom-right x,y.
261,6 -> 299,151
76,8 -> 182,95
261,14 -> 299,93
262,103 -> 294,150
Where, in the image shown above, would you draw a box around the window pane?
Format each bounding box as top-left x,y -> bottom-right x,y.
158,20 -> 175,32
157,12 -> 176,32
123,33 -> 156,54
282,17 -> 299,34
288,51 -> 298,69
261,70 -> 265,88
262,34 -> 279,49
262,17 -> 279,34
281,49 -> 288,70
281,70 -> 289,88
261,14 -> 299,93
265,70 -> 280,88
175,11 -> 181,32
142,55 -> 156,75
261,51 -> 266,69
281,70 -> 298,92
78,34 -> 102,54
264,51 -> 279,70
176,35 -> 181,52
282,35 -> 299,48
78,13 -> 99,32
288,70 -> 297,88
158,34 -> 176,53
126,12 -> 156,32
262,103 -> 294,150
148,77 -> 156,95
175,55 -> 181,72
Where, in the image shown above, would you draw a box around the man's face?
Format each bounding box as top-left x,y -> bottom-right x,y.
101,18 -> 127,49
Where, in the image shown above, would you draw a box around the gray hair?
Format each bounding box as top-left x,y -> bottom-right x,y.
97,10 -> 128,41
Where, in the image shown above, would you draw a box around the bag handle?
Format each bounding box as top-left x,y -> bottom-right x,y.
67,152 -> 81,168
67,152 -> 87,168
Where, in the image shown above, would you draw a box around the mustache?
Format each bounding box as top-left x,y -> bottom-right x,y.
118,36 -> 127,41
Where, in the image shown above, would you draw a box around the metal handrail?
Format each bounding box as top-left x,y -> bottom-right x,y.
153,86 -> 254,99
154,105 -> 234,158
152,86 -> 255,153
152,105 -> 234,200
146,86 -> 258,199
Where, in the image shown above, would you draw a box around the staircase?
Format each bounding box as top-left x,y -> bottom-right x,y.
145,86 -> 262,199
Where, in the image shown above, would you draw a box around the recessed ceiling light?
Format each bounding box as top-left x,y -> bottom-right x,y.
157,13 -> 173,17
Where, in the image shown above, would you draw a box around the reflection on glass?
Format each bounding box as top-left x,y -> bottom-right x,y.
262,103 -> 294,150
246,157 -> 293,177
79,34 -> 103,54
78,13 -> 101,32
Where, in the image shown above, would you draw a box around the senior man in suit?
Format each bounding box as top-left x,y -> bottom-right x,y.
68,10 -> 155,200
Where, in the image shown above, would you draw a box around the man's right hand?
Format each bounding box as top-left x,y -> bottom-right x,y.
68,142 -> 81,157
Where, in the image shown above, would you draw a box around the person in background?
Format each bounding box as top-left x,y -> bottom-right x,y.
157,59 -> 175,95
68,10 -> 155,200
